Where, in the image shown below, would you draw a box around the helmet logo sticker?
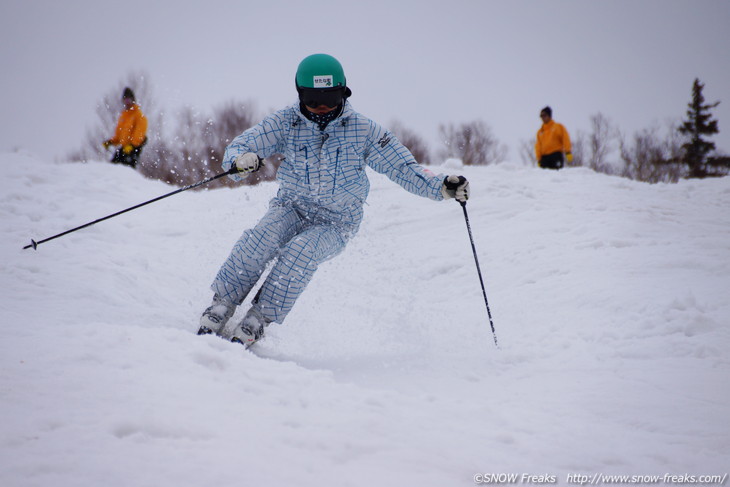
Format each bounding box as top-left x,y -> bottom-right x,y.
313,75 -> 333,88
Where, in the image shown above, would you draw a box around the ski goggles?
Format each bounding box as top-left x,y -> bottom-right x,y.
298,86 -> 346,108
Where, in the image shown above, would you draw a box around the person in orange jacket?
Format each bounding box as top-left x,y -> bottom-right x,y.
535,106 -> 572,170
103,87 -> 148,169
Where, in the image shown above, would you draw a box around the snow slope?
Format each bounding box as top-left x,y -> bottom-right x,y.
1,152 -> 728,486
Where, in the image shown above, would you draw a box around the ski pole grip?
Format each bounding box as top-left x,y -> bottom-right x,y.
443,175 -> 466,191
443,175 -> 467,206
228,156 -> 265,174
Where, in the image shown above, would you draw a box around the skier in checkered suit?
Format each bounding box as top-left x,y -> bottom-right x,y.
198,54 -> 470,348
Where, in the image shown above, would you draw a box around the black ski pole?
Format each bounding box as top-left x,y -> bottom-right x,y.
23,167 -> 237,250
458,200 -> 499,348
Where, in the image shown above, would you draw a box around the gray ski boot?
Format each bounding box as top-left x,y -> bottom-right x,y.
230,306 -> 271,349
198,294 -> 236,336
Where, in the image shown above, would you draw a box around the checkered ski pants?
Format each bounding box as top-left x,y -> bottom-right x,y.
211,203 -> 351,323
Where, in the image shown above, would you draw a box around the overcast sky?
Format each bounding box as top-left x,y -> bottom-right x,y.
2,0 -> 729,163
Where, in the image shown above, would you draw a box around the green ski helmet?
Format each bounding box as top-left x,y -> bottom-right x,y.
295,53 -> 346,89
295,54 -> 352,108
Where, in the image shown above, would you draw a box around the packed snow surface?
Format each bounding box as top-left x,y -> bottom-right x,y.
1,152 -> 728,486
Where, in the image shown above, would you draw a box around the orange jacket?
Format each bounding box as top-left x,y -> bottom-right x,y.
535,120 -> 571,160
110,104 -> 148,147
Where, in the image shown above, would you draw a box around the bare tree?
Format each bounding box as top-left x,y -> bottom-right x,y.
213,100 -> 260,147
518,137 -> 537,166
587,112 -> 618,173
208,100 -> 278,185
438,120 -> 507,165
619,124 -> 684,183
167,105 -> 213,185
569,131 -> 587,167
163,100 -> 272,188
389,120 -> 431,165
559,113 -> 616,173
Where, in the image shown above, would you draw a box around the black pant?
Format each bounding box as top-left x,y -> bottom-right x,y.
111,146 -> 143,169
111,142 -> 145,169
539,151 -> 564,170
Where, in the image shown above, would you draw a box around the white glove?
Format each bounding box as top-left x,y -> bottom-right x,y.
234,152 -> 261,174
441,175 -> 470,203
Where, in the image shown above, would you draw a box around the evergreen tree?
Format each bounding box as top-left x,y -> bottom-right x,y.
678,78 -> 720,178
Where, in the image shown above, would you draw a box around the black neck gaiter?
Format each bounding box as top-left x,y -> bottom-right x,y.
300,103 -> 343,131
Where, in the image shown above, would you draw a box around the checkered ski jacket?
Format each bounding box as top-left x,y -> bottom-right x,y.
222,101 -> 445,228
